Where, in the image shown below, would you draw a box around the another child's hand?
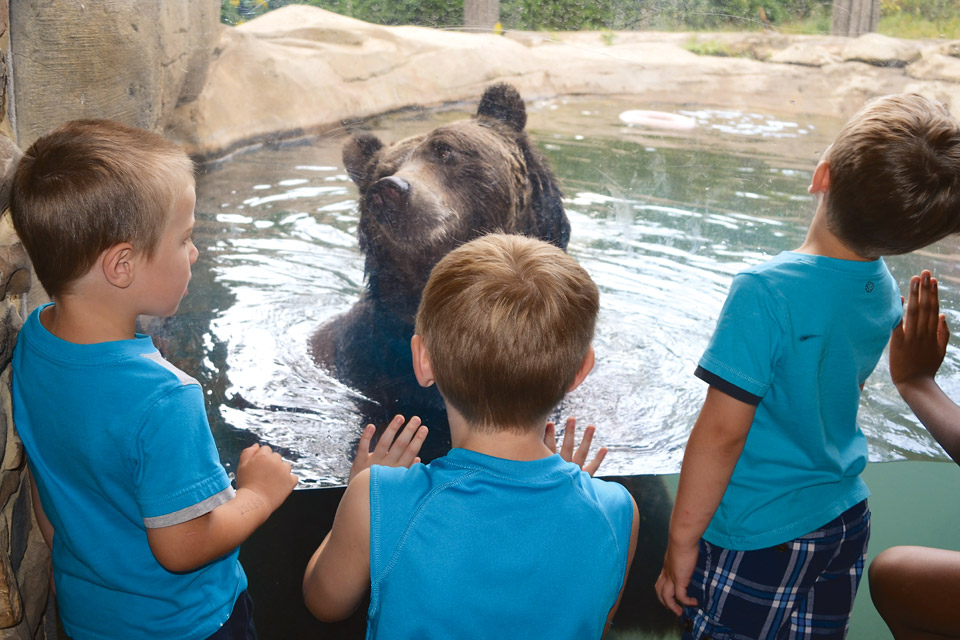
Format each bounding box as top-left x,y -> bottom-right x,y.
235,443 -> 299,511
544,417 -> 607,476
655,541 -> 700,616
890,270 -> 950,388
350,415 -> 427,481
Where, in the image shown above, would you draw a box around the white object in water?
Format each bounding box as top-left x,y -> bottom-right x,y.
619,110 -> 697,130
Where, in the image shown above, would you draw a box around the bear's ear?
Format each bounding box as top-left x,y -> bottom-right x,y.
342,133 -> 384,187
476,83 -> 527,133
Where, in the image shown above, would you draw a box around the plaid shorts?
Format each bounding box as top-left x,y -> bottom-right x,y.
682,500 -> 870,640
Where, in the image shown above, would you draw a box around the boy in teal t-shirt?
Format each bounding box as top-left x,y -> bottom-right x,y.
656,94 -> 960,639
304,233 -> 640,639
9,119 -> 301,639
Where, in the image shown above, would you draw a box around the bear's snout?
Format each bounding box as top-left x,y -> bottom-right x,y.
368,176 -> 411,225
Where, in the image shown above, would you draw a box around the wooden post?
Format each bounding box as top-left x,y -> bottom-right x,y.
831,0 -> 880,36
464,0 -> 499,32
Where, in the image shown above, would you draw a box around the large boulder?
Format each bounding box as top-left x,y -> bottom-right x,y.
9,0 -> 220,146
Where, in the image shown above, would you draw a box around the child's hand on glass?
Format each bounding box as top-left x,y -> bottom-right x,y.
350,415 -> 427,481
890,270 -> 950,387
544,416 -> 607,476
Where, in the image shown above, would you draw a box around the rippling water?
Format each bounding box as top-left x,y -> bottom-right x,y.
159,96 -> 960,486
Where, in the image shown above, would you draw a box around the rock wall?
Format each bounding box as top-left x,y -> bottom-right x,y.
0,3 -> 55,638
10,0 -> 220,148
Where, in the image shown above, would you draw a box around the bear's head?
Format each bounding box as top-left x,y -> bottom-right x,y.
342,83 -> 569,320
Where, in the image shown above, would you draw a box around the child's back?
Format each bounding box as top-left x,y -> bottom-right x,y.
14,316 -> 245,637
304,233 -> 639,639
368,449 -> 631,638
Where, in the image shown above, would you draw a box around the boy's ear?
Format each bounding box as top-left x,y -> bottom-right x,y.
568,346 -> 595,392
101,243 -> 136,289
808,160 -> 830,195
410,335 -> 435,388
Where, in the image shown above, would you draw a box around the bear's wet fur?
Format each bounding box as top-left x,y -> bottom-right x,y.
309,84 -> 676,635
310,83 -> 569,458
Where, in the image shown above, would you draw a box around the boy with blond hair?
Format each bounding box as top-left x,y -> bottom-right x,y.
656,94 -> 960,639
9,119 -> 300,639
303,233 -> 639,639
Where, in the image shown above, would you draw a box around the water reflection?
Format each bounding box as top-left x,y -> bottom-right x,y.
165,96 -> 959,486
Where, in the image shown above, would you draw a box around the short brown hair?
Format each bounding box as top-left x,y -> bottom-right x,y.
415,233 -> 599,432
10,119 -> 194,297
826,93 -> 960,258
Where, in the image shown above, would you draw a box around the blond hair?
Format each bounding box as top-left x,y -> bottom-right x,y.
10,119 -> 194,297
415,233 -> 599,431
826,93 -> 960,258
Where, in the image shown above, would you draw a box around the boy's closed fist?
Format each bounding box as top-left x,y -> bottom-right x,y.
236,443 -> 298,511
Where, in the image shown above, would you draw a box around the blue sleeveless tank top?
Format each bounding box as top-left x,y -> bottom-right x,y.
367,448 -> 634,639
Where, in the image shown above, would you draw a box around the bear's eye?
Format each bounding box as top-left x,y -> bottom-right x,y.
432,141 -> 454,162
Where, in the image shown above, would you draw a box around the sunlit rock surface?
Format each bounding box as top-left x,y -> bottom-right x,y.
166,5 -> 960,161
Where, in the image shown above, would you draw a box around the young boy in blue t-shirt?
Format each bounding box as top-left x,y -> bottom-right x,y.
303,233 -> 640,639
8,119 -> 306,639
656,94 -> 960,639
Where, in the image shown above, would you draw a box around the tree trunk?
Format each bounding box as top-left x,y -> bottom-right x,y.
464,0 -> 499,32
831,0 -> 880,36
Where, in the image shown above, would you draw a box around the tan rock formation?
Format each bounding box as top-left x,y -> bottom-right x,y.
166,7 -> 960,162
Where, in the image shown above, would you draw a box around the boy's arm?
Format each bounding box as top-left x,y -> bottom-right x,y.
302,415 -> 425,620
303,469 -> 371,621
147,443 -> 298,572
891,271 -> 960,463
603,496 -> 640,638
656,386 -> 755,616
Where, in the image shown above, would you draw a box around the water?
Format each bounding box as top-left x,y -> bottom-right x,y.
161,96 -> 960,486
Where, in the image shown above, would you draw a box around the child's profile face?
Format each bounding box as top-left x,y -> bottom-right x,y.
134,179 -> 198,318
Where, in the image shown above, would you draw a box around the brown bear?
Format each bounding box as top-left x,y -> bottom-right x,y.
309,83 -> 569,458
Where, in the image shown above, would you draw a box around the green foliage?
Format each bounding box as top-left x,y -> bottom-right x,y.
683,36 -> 734,55
218,0 -> 960,37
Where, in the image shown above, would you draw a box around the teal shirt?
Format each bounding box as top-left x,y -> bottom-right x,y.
367,449 -> 634,639
697,252 -> 901,550
12,304 -> 245,639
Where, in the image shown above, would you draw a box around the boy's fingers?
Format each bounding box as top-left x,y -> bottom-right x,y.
373,415 -> 406,455
928,277 -> 941,335
544,422 -> 557,452
560,417 -> 577,460
355,424 -> 375,457
386,417 -> 422,461
239,443 -> 261,463
396,425 -> 428,467
583,446 -> 608,476
574,424 -> 597,465
904,276 -> 922,336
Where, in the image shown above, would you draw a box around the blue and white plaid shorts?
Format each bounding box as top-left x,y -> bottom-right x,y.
682,500 -> 870,640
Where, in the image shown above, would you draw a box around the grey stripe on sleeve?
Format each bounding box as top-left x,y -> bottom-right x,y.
143,486 -> 236,529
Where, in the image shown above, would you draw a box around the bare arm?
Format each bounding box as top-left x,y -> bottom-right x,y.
302,415 -> 426,620
303,469 -> 372,621
147,443 -> 298,572
656,386 -> 756,616
603,496 -> 640,638
890,271 -> 960,463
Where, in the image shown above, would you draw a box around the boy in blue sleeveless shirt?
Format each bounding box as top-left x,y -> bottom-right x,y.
303,233 -> 640,639
656,94 -> 960,639
8,119 -> 302,639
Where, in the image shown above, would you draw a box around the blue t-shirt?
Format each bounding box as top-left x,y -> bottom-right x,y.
12,304 -> 246,639
367,448 -> 634,640
696,252 -> 901,550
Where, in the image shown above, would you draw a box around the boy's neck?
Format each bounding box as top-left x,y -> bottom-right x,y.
42,294 -> 139,344
795,202 -> 873,262
447,409 -> 554,462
